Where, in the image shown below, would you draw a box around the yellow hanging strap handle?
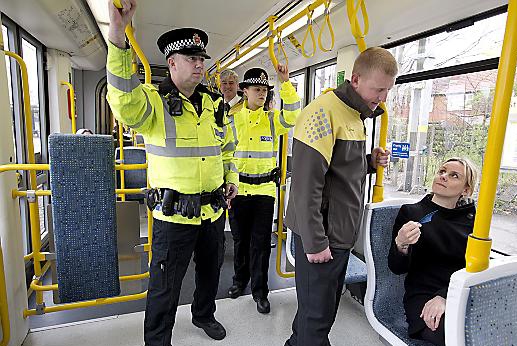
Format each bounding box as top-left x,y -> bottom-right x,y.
318,0 -> 335,52
346,0 -> 369,52
276,31 -> 289,67
466,0 -> 517,273
60,81 -> 76,134
301,9 -> 317,58
267,16 -> 279,69
113,0 -> 151,84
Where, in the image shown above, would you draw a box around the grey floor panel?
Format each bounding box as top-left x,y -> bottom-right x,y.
23,288 -> 383,346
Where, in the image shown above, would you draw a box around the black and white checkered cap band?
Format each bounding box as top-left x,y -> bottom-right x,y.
163,39 -> 205,57
242,77 -> 269,85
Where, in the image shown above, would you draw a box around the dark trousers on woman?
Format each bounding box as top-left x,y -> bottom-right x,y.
286,233 -> 351,346
229,195 -> 275,299
144,215 -> 225,346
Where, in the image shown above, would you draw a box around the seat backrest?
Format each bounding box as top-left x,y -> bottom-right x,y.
446,256 -> 517,346
363,199 -> 432,346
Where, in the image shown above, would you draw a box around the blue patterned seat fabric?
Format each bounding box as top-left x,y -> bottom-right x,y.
369,206 -> 433,346
49,134 -> 120,303
465,274 -> 517,345
115,147 -> 147,201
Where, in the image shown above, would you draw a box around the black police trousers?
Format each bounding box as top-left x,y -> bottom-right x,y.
144,215 -> 225,346
228,195 -> 275,299
286,233 -> 350,346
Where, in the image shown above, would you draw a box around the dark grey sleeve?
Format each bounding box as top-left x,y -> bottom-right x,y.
289,139 -> 330,254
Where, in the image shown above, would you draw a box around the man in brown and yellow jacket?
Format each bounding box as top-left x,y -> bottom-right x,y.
284,47 -> 398,346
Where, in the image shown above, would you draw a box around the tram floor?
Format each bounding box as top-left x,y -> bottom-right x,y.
23,287 -> 384,346
27,219 -> 296,329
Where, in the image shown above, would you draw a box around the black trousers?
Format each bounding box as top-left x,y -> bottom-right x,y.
228,195 -> 275,299
144,215 -> 225,346
286,233 -> 350,346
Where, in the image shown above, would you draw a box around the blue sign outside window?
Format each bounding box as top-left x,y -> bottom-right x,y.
391,142 -> 410,159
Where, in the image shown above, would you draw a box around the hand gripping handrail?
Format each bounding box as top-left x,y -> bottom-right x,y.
301,9 -> 317,58
113,0 -> 151,84
465,0 -> 517,273
60,81 -> 77,134
318,0 -> 335,52
0,240 -> 10,346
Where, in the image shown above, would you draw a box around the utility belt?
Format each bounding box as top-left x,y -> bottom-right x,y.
145,185 -> 227,219
239,167 -> 281,185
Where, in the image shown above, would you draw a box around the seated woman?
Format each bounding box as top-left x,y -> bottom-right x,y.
388,157 -> 478,346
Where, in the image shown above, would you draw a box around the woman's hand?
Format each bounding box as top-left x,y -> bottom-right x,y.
420,296 -> 446,331
395,221 -> 421,254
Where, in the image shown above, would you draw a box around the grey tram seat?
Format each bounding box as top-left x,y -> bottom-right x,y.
445,256 -> 517,345
286,229 -> 368,285
49,134 -> 120,303
362,199 -> 433,346
115,146 -> 147,201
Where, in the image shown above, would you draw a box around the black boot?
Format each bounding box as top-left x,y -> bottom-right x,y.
228,284 -> 245,299
255,297 -> 270,314
192,318 -> 226,340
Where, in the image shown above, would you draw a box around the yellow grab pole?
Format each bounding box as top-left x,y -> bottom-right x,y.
466,0 -> 517,273
117,121 -> 126,201
0,240 -> 10,346
5,52 -> 44,305
267,16 -> 294,278
372,104 -> 388,202
60,81 -> 77,134
113,0 -> 151,84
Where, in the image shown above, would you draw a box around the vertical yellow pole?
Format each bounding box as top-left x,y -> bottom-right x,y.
118,121 -> 126,202
6,52 -> 44,305
466,0 -> 517,273
0,240 -> 10,346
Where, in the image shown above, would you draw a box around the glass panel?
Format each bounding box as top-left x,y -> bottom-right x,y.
21,38 -> 42,162
390,13 -> 506,75
313,64 -> 336,99
383,69 -> 517,254
290,73 -> 306,107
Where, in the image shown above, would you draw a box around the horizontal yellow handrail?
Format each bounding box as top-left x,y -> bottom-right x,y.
13,188 -> 146,199
0,163 -> 147,174
0,240 -> 10,346
24,291 -> 147,317
208,0 -> 327,76
60,81 -> 76,134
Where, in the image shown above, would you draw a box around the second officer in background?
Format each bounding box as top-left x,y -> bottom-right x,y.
227,65 -> 301,313
106,1 -> 238,344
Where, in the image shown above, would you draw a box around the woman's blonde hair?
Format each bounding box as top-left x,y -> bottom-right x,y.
443,157 -> 479,197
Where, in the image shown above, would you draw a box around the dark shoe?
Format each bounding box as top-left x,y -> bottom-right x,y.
255,297 -> 270,314
192,318 -> 226,340
228,284 -> 244,299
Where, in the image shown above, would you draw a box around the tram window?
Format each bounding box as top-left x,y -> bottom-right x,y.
21,38 -> 43,163
382,69 -> 517,255
290,73 -> 306,107
390,13 -> 506,75
313,63 -> 337,99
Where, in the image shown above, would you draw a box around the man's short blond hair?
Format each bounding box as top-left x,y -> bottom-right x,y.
352,47 -> 398,77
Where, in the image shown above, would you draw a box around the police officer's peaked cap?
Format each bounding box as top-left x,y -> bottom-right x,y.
239,68 -> 274,90
157,28 -> 211,59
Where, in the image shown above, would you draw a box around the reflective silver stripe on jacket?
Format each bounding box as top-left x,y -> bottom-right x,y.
222,141 -> 236,152
228,117 -> 239,145
283,100 -> 301,111
107,70 -> 140,93
234,151 -> 277,158
268,111 -> 276,152
278,111 -> 295,129
239,171 -> 273,178
145,97 -> 221,158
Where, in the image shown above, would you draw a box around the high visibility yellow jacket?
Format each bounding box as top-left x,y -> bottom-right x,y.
230,81 -> 301,197
106,42 -> 238,225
